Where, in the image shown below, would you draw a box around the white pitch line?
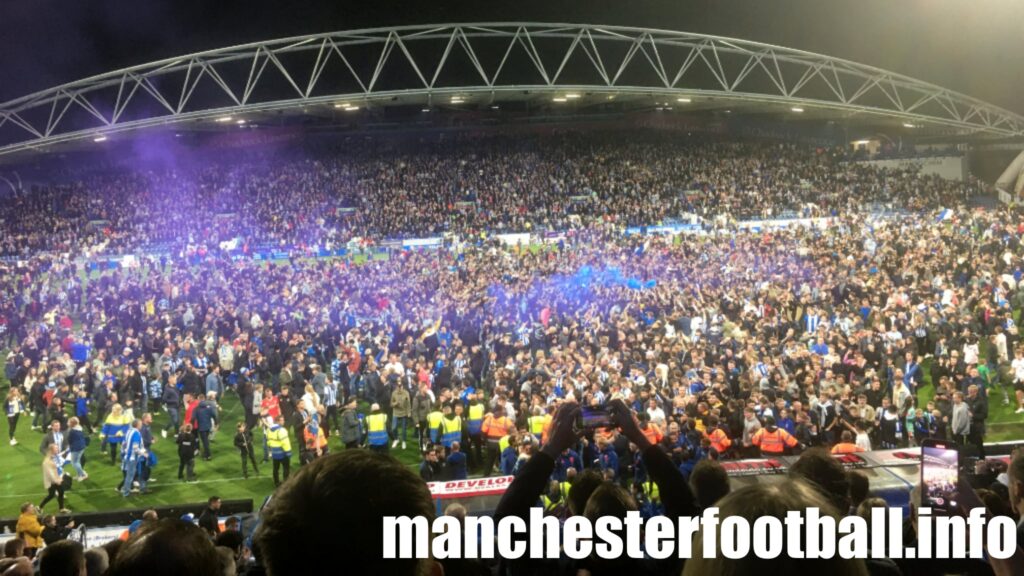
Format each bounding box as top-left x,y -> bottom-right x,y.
0,475 -> 270,500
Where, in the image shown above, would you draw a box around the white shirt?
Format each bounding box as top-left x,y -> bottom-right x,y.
690,316 -> 705,335
964,343 -> 979,365
1012,358 -> 1024,383
856,431 -> 872,451
647,407 -> 667,427
994,333 -> 1008,363
384,361 -> 406,377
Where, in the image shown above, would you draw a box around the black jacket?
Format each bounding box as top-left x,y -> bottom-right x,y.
42,524 -> 73,545
234,430 -> 255,453
198,507 -> 220,537
176,430 -> 197,459
493,444 -> 697,576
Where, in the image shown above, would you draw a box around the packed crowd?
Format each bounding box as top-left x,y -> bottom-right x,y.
1,131 -> 1022,575
0,133 -> 982,258
5,446 -> 1024,576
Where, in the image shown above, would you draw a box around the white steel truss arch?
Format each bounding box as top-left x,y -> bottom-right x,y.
1,23 -> 1022,156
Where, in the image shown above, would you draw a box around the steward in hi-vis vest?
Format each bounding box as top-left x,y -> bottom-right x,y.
365,403 -> 389,453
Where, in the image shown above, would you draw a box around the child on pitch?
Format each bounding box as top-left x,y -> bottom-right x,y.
234,422 -> 260,479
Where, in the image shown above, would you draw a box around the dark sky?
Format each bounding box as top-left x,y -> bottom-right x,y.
2,0 -> 1022,113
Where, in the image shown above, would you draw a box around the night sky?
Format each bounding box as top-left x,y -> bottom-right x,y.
1,0 -> 1022,113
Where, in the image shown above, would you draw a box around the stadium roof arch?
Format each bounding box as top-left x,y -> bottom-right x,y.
1,22 -> 1023,158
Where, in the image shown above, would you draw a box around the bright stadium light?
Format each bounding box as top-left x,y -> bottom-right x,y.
791,107 -> 804,113
903,122 -> 916,128
490,105 -> 500,110
236,119 -> 246,125
853,139 -> 871,145
215,116 -> 232,123
344,106 -> 359,111
565,93 -> 581,99
93,136 -> 107,142
421,108 -> 430,112
677,98 -> 691,103
552,97 -> 567,102
450,96 -> 464,103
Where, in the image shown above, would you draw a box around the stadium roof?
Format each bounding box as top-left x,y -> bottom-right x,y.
1,23 -> 1022,158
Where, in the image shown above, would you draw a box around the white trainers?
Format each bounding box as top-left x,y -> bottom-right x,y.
402,441 -> 407,450
1015,407 -> 1024,414
9,439 -> 16,446
391,439 -> 399,448
161,430 -> 168,439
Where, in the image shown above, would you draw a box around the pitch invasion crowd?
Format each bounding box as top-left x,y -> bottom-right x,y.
2,133 -> 1022,576
0,133 -> 982,258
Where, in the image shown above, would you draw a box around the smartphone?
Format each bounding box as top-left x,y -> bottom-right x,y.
579,406 -> 614,430
921,438 -> 959,514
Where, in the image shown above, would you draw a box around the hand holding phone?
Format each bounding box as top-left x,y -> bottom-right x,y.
921,438 -> 959,514
578,405 -> 615,430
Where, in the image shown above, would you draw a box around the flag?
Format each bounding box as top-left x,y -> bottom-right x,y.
420,316 -> 442,340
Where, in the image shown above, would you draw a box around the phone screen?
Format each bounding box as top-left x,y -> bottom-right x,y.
579,406 -> 613,429
922,442 -> 959,513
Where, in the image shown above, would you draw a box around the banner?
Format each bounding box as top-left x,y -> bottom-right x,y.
720,458 -> 788,477
427,476 -> 514,498
402,237 -> 444,249
494,233 -> 531,246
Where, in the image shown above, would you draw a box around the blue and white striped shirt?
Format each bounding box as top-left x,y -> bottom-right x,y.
755,362 -> 769,378
453,358 -> 468,380
323,384 -> 338,407
805,314 -> 821,334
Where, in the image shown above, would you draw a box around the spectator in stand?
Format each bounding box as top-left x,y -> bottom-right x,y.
83,548 -> 108,576
3,539 -> 25,561
15,503 -> 44,558
1007,451 -> 1024,544
683,481 -> 870,576
688,459 -> 731,509
41,514 -> 75,545
107,519 -> 221,576
37,540 -> 86,576
198,496 -> 222,538
255,450 -> 438,576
